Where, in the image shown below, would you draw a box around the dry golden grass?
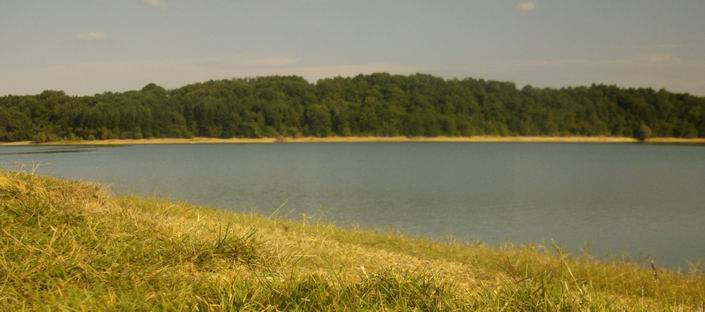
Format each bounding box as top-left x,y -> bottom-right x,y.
0,175 -> 9,188
646,137 -> 705,144
1,170 -> 704,310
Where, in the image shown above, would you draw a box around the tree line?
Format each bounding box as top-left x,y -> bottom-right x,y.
1,73 -> 704,142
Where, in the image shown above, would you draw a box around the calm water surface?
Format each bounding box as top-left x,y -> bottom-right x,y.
1,143 -> 704,267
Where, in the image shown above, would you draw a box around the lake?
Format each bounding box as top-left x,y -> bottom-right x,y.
1,143 -> 704,267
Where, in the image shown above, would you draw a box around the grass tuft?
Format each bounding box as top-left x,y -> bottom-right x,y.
193,225 -> 259,268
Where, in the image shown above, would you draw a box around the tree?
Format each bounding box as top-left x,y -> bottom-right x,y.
0,74 -> 703,142
635,123 -> 652,142
305,104 -> 332,137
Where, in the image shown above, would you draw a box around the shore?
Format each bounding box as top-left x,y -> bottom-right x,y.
3,135 -> 705,146
2,170 -> 704,310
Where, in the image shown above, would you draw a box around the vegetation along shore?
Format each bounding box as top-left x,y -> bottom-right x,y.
2,136 -> 705,146
1,74 -> 704,144
1,170 -> 704,310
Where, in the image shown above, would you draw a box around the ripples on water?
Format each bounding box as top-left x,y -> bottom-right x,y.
0,146 -> 97,156
1,142 -> 704,268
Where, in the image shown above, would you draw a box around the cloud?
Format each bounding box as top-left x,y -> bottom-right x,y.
519,53 -> 678,68
515,1 -> 536,12
143,0 -> 166,8
634,53 -> 675,63
245,57 -> 300,67
284,63 -> 427,81
76,32 -> 107,41
649,43 -> 679,50
493,53 -> 705,95
3,54 -> 705,96
523,58 -> 590,66
0,55 -> 425,95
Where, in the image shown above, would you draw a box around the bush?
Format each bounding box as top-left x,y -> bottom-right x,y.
635,123 -> 652,142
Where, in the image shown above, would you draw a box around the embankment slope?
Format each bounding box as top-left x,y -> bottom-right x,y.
1,171 -> 703,310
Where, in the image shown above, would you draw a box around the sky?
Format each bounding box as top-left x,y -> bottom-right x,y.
1,0 -> 704,96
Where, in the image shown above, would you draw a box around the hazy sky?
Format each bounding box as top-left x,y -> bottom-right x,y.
1,0 -> 704,95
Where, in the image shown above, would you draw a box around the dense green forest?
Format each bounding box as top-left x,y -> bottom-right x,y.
1,73 -> 704,142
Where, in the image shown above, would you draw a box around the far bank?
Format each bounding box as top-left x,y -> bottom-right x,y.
2,136 -> 705,146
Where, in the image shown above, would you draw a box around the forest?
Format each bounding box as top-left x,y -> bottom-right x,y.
1,73 -> 704,142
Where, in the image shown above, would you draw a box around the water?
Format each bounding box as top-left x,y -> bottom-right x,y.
1,143 -> 704,267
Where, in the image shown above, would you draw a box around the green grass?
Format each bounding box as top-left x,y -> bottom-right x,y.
1,171 -> 704,311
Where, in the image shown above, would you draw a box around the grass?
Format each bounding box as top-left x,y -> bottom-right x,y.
1,171 -> 704,311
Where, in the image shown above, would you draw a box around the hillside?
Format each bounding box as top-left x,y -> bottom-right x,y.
1,73 -> 704,143
1,170 -> 704,310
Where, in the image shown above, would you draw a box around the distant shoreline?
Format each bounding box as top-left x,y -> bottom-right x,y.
2,136 -> 705,146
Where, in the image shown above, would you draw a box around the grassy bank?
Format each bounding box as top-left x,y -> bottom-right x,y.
1,171 -> 704,311
5,135 -> 705,146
